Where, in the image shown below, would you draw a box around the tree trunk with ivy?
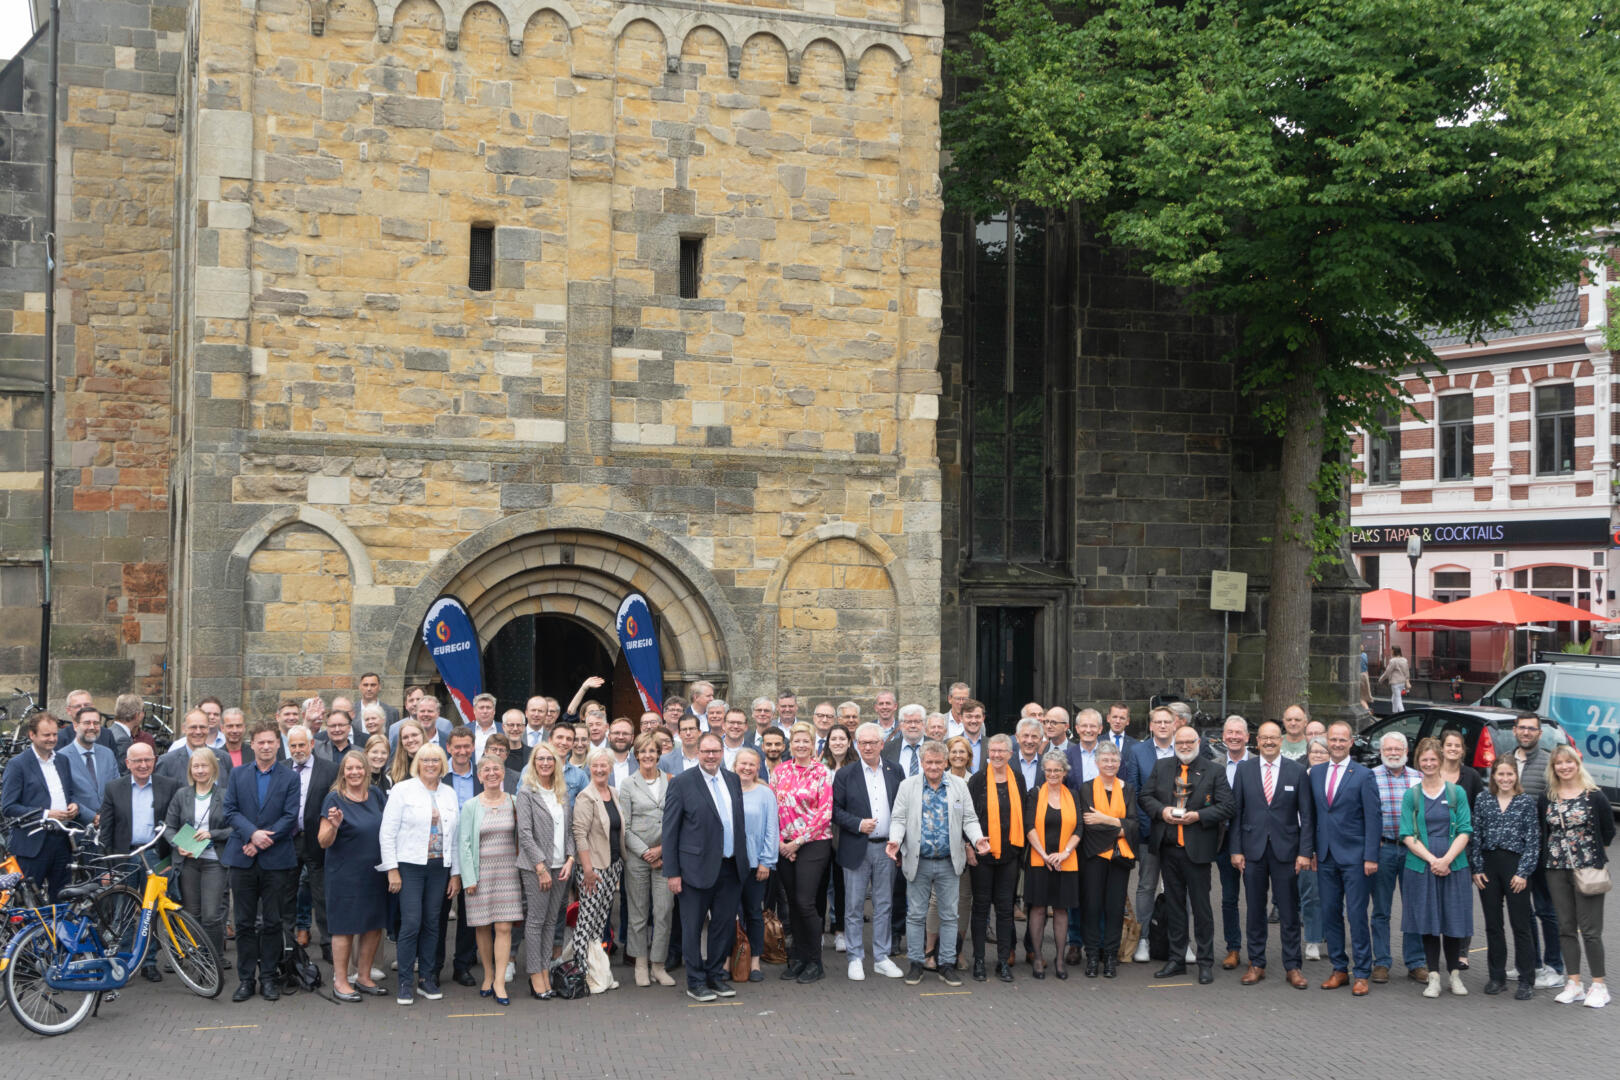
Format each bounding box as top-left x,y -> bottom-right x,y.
1261,356 -> 1327,722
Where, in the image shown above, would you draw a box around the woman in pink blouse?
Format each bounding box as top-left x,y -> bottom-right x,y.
771,720 -> 834,984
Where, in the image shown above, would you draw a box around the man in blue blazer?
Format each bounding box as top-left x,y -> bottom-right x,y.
2,712 -> 90,899
1310,720 -> 1381,996
63,706 -> 121,818
1230,721 -> 1314,986
662,732 -> 750,1002
1102,702 -> 1138,757
222,720 -> 300,1003
832,723 -> 906,980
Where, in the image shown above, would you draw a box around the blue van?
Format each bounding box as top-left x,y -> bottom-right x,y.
1479,655 -> 1620,798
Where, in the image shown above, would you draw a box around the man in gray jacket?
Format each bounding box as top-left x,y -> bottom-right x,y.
885,741 -> 990,987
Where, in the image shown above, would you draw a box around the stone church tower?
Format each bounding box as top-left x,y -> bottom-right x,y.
0,0 -> 1361,724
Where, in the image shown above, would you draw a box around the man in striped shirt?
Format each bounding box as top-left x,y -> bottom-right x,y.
1368,732 -> 1425,986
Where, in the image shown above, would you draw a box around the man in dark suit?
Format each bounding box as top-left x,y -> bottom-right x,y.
356,672 -> 399,732
662,732 -> 749,1002
285,725 -> 339,961
2,712 -> 89,899
312,710 -> 360,764
833,722 -> 906,981
1311,719 -> 1382,996
1140,724 -> 1235,984
106,692 -> 157,773
1229,720 -> 1314,988
222,720 -> 301,1003
1103,701 -> 1137,755
98,740 -> 179,981
156,708 -> 234,787
63,705 -> 121,818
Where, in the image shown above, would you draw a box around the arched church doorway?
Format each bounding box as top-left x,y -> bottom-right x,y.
483,614 -> 614,721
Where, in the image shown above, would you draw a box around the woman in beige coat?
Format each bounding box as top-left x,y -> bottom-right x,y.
619,732 -> 676,986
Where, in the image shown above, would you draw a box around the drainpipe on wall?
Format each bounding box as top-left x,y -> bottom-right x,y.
37,0 -> 59,702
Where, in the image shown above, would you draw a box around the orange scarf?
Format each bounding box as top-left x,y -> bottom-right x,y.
1031,783 -> 1079,871
986,766 -> 1025,860
1092,777 -> 1134,861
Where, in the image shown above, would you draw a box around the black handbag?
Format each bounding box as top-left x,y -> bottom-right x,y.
551,958 -> 588,1000
1147,892 -> 1171,961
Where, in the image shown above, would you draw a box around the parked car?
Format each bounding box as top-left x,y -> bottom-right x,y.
1476,655 -> 1620,799
1351,705 -> 1575,775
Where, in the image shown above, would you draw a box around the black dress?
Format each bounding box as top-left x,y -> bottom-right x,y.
1022,789 -> 1081,909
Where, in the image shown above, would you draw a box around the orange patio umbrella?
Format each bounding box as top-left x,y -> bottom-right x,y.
1361,588 -> 1441,625
1392,589 -> 1607,631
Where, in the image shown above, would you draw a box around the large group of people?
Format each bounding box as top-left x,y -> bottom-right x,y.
2,679 -> 1612,1011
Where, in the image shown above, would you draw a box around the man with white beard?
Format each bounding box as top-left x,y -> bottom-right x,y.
1368,731 -> 1426,986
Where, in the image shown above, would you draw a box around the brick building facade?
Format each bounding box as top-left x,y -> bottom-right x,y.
3,0 -> 1360,726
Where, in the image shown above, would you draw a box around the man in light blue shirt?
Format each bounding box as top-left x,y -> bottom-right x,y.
444,728 -> 478,807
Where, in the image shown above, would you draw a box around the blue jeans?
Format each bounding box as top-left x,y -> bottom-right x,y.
843,842 -> 895,962
1529,865 -> 1565,973
1370,841 -> 1423,971
396,860 -> 448,990
1299,867 -> 1322,942
906,858 -> 960,966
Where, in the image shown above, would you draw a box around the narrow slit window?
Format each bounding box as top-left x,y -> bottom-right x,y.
679,236 -> 702,299
468,225 -> 494,292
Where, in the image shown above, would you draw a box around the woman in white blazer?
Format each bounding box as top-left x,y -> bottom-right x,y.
379,743 -> 461,1007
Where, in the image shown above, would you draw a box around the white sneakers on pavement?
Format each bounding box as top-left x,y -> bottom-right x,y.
834,932 -> 847,953
1422,972 -> 1442,998
1555,980 -> 1587,1004
1584,982 -> 1610,1009
1185,946 -> 1197,964
1133,941 -> 1150,963
1536,965 -> 1568,989
873,957 -> 904,979
848,960 -> 865,981
1305,942 -> 1322,962
1449,971 -> 1468,996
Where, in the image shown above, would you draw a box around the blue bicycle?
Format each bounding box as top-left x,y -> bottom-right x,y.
0,826 -> 222,1035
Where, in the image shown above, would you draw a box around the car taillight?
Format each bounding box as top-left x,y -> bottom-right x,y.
1473,734 -> 1495,770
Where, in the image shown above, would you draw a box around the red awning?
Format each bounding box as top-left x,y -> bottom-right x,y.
1361,588 -> 1441,625
1392,589 -> 1607,631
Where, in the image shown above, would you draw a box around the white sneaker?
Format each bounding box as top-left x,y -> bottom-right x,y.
834,932 -> 847,954
1305,942 -> 1321,962
1536,966 -> 1568,989
1185,945 -> 1197,964
390,960 -> 398,971
1422,972 -> 1442,998
1449,971 -> 1468,996
1506,966 -> 1519,981
873,957 -> 904,979
847,960 -> 865,981
1133,940 -> 1150,963
1584,982 -> 1610,1009
505,961 -> 515,982
1555,980 -> 1587,1004
370,966 -> 385,981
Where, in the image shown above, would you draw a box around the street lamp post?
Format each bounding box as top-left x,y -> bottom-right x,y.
1406,534 -> 1422,680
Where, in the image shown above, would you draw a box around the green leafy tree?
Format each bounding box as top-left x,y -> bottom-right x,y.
945,0 -> 1620,717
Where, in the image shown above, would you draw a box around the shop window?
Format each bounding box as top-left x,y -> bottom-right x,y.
1534,383 -> 1575,475
1437,394 -> 1474,480
1432,570 -> 1471,672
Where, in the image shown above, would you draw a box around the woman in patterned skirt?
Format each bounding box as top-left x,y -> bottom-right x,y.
457,755 -> 523,1005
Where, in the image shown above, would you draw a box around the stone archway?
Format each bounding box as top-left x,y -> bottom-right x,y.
388,509 -> 754,703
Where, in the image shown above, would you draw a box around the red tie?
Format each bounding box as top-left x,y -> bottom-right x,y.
1263,760 -> 1275,805
1326,762 -> 1341,807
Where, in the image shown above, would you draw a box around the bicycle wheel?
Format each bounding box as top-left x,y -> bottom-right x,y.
3,922 -> 97,1036
91,886 -> 147,969
158,908 -> 221,998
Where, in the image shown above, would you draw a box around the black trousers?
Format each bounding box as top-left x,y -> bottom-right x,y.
434,890 -> 478,978
1080,856 -> 1132,960
678,861 -> 742,991
1479,847 -> 1535,983
970,856 -> 1021,963
18,832 -> 72,902
1160,846 -> 1214,965
779,838 -> 833,964
1242,853 -> 1302,970
231,864 -> 292,983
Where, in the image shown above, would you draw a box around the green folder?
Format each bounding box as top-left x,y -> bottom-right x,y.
173,824 -> 209,858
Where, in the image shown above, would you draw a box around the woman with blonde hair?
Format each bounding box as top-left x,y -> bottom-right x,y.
515,742 -> 574,998
388,719 -> 428,786
318,749 -> 389,1001
164,745 -> 228,965
771,720 -> 834,983
570,748 -> 625,989
378,742 -> 461,1006
1540,744 -> 1615,1008
620,732 -> 676,987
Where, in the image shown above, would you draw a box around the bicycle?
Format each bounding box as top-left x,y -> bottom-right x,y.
0,825 -> 223,1036
0,687 -> 44,773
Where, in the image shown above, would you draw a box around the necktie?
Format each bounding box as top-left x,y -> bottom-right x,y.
1113,733 -> 1123,749
1327,762 -> 1341,807
295,762 -> 308,831
907,744 -> 919,777
85,748 -> 99,792
1177,764 -> 1188,846
710,773 -> 734,857
1263,760 -> 1274,805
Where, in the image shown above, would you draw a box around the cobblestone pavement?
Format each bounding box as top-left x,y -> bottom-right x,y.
5,853 -> 1613,1080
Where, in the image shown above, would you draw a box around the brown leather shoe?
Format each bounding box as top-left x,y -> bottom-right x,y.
1321,970 -> 1351,990
1064,945 -> 1083,967
1223,950 -> 1241,970
1408,966 -> 1431,982
1352,978 -> 1370,996
1240,964 -> 1265,985
1285,969 -> 1308,989
1370,965 -> 1389,983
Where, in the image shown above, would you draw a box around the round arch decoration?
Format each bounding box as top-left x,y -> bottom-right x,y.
387,509 -> 754,693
